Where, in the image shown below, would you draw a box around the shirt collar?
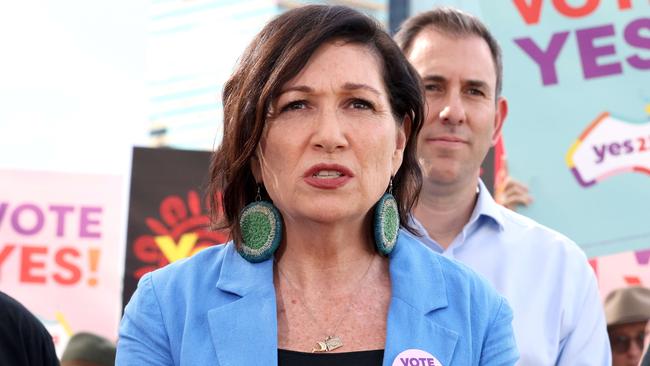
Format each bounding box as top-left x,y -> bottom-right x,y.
405,215 -> 443,253
406,179 -> 506,250
469,179 -> 505,232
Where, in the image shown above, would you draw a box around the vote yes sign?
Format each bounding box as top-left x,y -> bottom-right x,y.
512,0 -> 648,86
470,0 -> 650,257
0,169 -> 123,342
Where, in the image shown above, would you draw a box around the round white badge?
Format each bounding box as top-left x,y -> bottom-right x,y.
392,349 -> 442,366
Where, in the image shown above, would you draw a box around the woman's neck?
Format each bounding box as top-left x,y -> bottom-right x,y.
274,218 -> 377,293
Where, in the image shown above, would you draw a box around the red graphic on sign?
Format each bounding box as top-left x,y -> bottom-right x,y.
132,191 -> 228,279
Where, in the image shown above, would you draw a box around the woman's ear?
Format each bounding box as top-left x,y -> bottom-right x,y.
392,116 -> 410,176
251,154 -> 262,183
401,115 -> 412,144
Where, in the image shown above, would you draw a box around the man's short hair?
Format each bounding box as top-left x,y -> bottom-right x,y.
395,7 -> 504,98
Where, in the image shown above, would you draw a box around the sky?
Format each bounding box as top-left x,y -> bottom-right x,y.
0,0 -> 149,176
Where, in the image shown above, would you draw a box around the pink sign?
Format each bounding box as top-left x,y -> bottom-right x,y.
592,248 -> 650,300
0,169 -> 123,355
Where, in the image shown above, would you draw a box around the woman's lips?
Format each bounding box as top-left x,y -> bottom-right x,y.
303,164 -> 354,189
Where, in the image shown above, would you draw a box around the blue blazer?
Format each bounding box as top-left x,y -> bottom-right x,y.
117,234 -> 518,365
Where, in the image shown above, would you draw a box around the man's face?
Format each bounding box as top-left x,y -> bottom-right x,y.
406,28 -> 507,188
609,321 -> 647,366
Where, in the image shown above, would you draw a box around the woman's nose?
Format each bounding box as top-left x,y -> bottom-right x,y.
311,109 -> 348,152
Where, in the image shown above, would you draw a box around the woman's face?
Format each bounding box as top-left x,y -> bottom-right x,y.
254,41 -> 406,227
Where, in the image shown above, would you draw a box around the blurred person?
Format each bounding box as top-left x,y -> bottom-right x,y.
0,291 -> 59,366
117,5 -> 518,365
494,175 -> 532,211
490,138 -> 532,211
605,286 -> 650,366
395,7 -> 610,365
61,332 -> 116,366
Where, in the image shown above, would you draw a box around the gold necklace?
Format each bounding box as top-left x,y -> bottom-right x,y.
275,255 -> 376,353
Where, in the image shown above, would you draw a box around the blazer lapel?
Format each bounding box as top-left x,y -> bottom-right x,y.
384,236 -> 459,366
207,244 -> 277,366
205,237 -> 461,366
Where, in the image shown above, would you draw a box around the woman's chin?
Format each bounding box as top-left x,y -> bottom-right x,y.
282,206 -> 365,227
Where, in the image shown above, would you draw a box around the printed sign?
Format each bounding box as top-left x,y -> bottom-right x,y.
0,169 -> 123,351
123,147 -> 228,307
567,111 -> 650,187
592,246 -> 650,300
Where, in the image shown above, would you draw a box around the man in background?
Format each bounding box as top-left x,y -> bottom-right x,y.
605,286 -> 650,366
0,291 -> 59,366
60,332 -> 116,366
395,7 -> 610,364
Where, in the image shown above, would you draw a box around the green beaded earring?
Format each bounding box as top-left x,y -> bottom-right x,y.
374,178 -> 399,256
237,185 -> 283,263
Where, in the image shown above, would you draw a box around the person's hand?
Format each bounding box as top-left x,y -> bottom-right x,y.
494,176 -> 533,211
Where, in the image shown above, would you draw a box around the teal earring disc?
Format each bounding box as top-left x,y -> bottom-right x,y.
374,193 -> 399,256
238,201 -> 282,263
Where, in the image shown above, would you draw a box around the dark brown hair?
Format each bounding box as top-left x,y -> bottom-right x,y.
209,5 -> 424,246
394,7 -> 504,97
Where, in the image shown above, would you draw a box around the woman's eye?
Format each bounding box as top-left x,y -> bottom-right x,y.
281,100 -> 308,112
350,99 -> 373,110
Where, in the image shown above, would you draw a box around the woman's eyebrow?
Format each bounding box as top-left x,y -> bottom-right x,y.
342,82 -> 381,96
278,83 -> 381,96
278,85 -> 313,95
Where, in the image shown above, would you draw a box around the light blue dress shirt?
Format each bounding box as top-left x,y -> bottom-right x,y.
403,180 -> 611,366
117,233 -> 518,365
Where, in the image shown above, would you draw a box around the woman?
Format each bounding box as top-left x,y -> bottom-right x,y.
117,5 -> 518,365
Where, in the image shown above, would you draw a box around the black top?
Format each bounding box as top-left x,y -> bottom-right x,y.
0,291 -> 59,366
278,349 -> 383,366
